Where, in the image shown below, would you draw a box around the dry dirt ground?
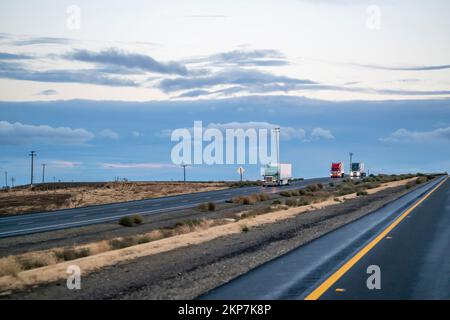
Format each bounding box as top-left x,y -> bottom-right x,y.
1,181 -> 425,300
0,182 -> 229,216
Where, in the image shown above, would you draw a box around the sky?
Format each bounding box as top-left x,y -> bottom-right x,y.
0,0 -> 449,185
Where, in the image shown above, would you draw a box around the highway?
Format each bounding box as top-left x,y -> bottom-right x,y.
0,177 -> 330,238
200,175 -> 449,300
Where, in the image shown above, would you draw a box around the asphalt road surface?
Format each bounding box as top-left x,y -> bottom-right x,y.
200,176 -> 449,300
0,177 -> 331,238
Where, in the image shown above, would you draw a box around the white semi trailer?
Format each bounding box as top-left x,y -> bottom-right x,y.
261,163 -> 292,186
350,162 -> 366,178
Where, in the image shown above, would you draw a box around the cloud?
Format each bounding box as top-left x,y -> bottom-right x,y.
99,162 -> 177,169
176,89 -> 213,98
159,68 -> 316,93
0,52 -> 31,60
185,15 -> 229,18
207,122 -> 306,140
158,122 -> 336,142
99,129 -> 119,140
311,127 -> 335,139
356,63 -> 450,71
35,89 -> 58,96
380,127 -> 450,143
65,48 -> 188,75
207,49 -> 288,67
12,36 -> 71,46
0,61 -> 139,87
0,121 -> 94,145
50,160 -> 82,168
131,131 -> 142,137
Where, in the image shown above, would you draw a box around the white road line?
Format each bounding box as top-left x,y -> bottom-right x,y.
17,221 -> 34,226
0,203 -> 205,237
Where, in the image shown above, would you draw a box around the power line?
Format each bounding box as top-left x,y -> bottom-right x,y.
29,151 -> 37,188
42,163 -> 46,184
349,152 -> 353,175
274,127 -> 281,179
181,163 -> 189,183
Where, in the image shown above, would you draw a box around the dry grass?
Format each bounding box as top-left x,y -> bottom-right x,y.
0,257 -> 22,277
0,182 -> 229,216
17,252 -> 58,271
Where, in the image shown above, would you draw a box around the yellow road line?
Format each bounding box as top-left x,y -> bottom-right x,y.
304,176 -> 448,300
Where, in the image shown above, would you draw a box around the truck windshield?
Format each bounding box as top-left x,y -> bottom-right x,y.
351,163 -> 360,171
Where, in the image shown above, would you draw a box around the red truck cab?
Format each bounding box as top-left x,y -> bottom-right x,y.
330,162 -> 345,178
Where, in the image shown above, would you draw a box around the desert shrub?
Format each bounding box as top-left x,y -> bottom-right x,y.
256,193 -> 269,201
109,237 -> 137,250
406,181 -> 416,189
242,197 -> 254,205
55,247 -> 91,261
337,184 -> 356,196
285,199 -> 297,207
137,235 -> 151,244
132,214 -> 144,224
119,216 -> 134,227
280,191 -> 292,197
416,176 -> 428,184
198,202 -> 216,212
231,197 -> 242,204
328,182 -> 335,187
197,202 -> 209,211
364,182 -> 381,189
174,219 -> 203,230
272,199 -> 282,205
306,184 -> 319,192
18,253 -> 57,270
290,190 -> 300,196
317,183 -> 324,189
299,199 -> 310,206
207,202 -> 216,211
357,191 -> 368,196
298,189 -> 307,196
241,225 -> 249,232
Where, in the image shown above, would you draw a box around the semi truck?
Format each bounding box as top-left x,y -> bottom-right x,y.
261,163 -> 292,186
330,162 -> 345,178
350,162 -> 366,178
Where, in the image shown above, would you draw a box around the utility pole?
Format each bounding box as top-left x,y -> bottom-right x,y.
181,163 -> 188,183
41,163 -> 46,183
11,177 -> 15,188
29,151 -> 37,188
4,171 -> 7,188
349,152 -> 353,175
274,128 -> 281,180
